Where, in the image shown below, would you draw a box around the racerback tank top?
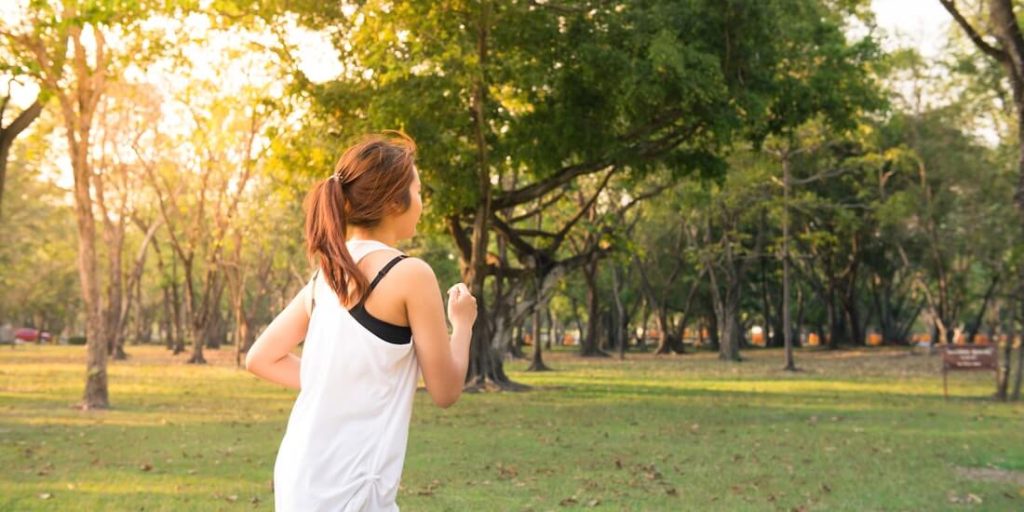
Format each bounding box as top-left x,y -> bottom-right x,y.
273,240 -> 419,511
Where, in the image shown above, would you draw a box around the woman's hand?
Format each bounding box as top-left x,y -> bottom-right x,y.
446,283 -> 477,330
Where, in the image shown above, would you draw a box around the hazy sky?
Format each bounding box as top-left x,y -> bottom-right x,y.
871,0 -> 952,59
2,1 -> 957,107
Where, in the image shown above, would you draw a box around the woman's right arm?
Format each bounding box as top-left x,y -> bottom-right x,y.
401,258 -> 477,408
244,282 -> 311,390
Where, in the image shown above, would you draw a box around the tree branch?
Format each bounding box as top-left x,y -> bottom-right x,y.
939,0 -> 1009,62
0,99 -> 42,147
493,160 -> 614,210
548,167 -> 616,248
505,189 -> 566,223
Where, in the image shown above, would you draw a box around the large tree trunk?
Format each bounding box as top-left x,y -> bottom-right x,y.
458,211 -> 523,389
654,308 -> 685,354
40,21 -> 114,409
718,295 -> 742,361
63,93 -> 108,408
457,3 -> 524,390
72,125 -> 107,409
707,260 -> 742,361
580,257 -> 608,357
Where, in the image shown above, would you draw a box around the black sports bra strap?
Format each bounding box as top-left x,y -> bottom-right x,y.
363,255 -> 408,299
311,255 -> 407,311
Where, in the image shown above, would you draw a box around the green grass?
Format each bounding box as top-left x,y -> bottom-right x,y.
1,344 -> 1022,511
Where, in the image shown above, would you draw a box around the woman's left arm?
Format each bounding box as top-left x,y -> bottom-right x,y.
244,282 -> 312,390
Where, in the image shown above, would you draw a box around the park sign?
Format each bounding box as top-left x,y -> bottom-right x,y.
941,345 -> 998,400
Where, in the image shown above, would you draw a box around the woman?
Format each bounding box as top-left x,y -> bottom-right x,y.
245,131 -> 477,511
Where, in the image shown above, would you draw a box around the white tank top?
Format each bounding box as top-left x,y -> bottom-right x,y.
274,240 -> 419,511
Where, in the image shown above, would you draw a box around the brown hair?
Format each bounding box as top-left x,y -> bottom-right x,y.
304,131 -> 417,306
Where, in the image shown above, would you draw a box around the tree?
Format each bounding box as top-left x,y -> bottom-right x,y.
138,85 -> 278,363
3,1 -> 126,407
280,0 -> 886,385
631,182 -> 708,355
0,0 -> 212,406
90,80 -> 165,360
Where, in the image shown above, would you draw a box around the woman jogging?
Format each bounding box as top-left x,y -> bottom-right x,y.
245,131 -> 477,511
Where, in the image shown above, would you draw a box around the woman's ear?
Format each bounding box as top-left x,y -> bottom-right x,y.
390,198 -> 410,215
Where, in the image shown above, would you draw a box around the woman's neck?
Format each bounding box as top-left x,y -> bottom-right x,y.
347,226 -> 399,247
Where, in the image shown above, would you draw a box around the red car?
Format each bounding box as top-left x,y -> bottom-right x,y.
14,328 -> 52,343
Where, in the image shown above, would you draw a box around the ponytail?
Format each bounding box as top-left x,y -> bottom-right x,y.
304,131 -> 417,306
304,177 -> 368,307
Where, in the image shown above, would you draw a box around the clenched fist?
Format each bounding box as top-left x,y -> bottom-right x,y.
446,283 -> 477,330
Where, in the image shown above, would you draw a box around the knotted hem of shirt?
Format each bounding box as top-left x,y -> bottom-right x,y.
343,473 -> 398,511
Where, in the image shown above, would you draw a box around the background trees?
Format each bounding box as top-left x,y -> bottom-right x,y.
0,0 -> 1021,404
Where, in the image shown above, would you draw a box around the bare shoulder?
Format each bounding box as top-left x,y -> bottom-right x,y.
385,256 -> 441,304
392,256 -> 438,285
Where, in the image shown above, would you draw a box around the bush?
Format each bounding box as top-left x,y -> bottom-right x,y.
67,336 -> 87,346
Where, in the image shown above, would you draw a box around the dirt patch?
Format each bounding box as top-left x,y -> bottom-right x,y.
955,466 -> 1024,486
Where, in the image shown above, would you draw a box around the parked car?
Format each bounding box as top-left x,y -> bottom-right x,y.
14,328 -> 52,343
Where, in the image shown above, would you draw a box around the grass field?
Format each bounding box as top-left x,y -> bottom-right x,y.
1,343 -> 1022,511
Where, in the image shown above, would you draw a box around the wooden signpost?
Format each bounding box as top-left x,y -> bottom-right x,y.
941,345 -> 998,400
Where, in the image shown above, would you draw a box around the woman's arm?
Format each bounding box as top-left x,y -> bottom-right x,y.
401,258 -> 476,408
244,282 -> 312,390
